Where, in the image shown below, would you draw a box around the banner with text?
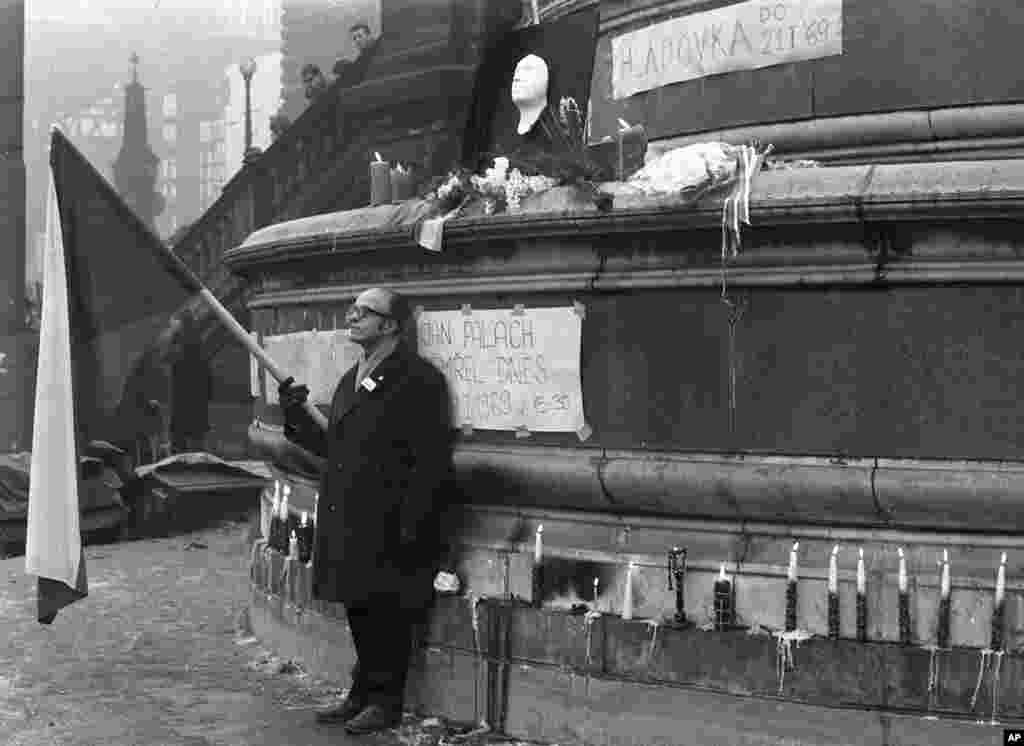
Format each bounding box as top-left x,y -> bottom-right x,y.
611,0 -> 843,99
418,306 -> 587,435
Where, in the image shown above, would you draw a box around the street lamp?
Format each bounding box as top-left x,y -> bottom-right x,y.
239,57 -> 257,162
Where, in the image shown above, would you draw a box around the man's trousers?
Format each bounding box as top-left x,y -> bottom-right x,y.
345,600 -> 422,711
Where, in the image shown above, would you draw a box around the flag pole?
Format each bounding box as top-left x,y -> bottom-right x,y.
157,247 -> 329,432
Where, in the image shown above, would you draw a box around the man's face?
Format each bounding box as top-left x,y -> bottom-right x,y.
345,289 -> 396,348
351,28 -> 372,53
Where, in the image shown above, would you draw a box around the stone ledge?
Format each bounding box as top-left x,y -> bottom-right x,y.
226,159 -> 1024,273
251,434 -> 1024,533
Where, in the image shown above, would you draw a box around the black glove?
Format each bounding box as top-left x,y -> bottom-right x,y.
278,376 -> 310,412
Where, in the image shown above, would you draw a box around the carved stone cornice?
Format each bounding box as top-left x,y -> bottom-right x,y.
249,426 -> 1024,534
226,159 -> 1024,295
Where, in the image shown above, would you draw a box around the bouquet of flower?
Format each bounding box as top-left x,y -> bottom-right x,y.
509,96 -> 613,210
430,169 -> 472,213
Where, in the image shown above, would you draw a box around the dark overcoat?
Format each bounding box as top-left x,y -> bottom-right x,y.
284,344 -> 455,610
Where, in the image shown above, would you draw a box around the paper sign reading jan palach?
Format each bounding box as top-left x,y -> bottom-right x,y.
417,306 -> 586,434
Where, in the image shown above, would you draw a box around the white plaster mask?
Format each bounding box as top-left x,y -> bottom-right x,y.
510,54 -> 549,107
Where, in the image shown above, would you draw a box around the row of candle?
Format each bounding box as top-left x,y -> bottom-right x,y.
267,481 -> 314,564
369,152 -> 415,206
799,543 -> 1009,648
532,526 -> 734,629
534,526 -> 1011,644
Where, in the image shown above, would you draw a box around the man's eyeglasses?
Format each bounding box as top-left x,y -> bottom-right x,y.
346,303 -> 393,322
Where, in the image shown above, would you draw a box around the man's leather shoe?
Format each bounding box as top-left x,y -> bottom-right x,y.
343,704 -> 402,735
314,697 -> 364,724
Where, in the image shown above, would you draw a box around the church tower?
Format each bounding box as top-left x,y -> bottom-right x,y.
112,53 -> 163,229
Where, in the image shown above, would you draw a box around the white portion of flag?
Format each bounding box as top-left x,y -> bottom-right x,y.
25,174 -> 82,590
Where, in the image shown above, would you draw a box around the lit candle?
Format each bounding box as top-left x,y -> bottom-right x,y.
300,511 -> 308,528
714,563 -> 734,631
857,548 -> 866,595
616,118 -> 647,181
593,577 -> 599,602
274,479 -> 281,501
995,551 -> 1007,607
940,549 -> 950,600
787,542 -> 799,582
370,151 -> 391,206
289,530 -> 298,560
390,162 -> 413,203
827,546 -> 840,640
534,524 -> 544,563
828,544 -> 839,594
269,493 -> 281,548
898,547 -> 907,594
622,561 -> 635,620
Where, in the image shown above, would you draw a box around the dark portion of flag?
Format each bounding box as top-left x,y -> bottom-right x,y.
37,562 -> 88,625
49,128 -> 197,455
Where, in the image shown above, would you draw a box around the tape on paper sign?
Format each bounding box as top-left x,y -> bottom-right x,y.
461,304 -> 473,316
576,423 -> 594,442
512,304 -> 526,316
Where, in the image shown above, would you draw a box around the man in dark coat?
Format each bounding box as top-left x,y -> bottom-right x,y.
332,22 -> 381,89
278,287 -> 455,735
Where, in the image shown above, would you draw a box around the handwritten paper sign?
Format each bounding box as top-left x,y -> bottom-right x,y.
418,306 -> 587,435
611,0 -> 843,99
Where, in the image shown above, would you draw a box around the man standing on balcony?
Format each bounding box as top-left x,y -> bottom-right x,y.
333,22 -> 381,89
278,287 -> 455,735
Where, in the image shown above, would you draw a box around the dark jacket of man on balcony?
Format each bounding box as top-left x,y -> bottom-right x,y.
333,22 -> 381,89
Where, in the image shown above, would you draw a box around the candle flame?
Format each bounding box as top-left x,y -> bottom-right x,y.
859,547 -> 864,559
374,151 -> 383,162
831,544 -> 839,557
898,547 -> 904,559
537,524 -> 544,535
792,542 -> 799,552
719,563 -> 727,581
1001,552 -> 1007,565
943,549 -> 948,563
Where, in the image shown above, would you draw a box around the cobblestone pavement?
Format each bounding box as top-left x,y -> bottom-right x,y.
0,519 -> 528,746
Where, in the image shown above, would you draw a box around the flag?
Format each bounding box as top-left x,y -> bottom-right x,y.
25,172 -> 87,623
25,127 -> 196,623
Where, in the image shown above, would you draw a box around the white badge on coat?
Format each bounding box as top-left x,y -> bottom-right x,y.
360,377 -> 378,392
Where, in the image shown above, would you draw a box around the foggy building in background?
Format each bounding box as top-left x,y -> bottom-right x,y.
112,55 -> 163,230
24,0 -> 284,282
